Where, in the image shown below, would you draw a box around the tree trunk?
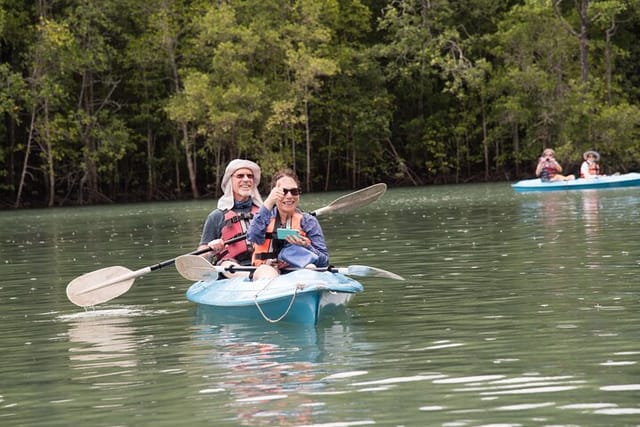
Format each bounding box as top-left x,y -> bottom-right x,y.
44,99 -> 55,207
15,108 -> 37,208
146,124 -> 155,201
174,135 -> 181,195
324,122 -> 332,191
605,21 -> 616,105
291,126 -> 297,176
512,121 -> 520,178
553,0 -> 590,83
482,98 -> 489,180
304,97 -> 311,192
79,71 -> 100,204
161,2 -> 198,199
351,144 -> 357,188
182,122 -> 199,198
578,0 -> 589,82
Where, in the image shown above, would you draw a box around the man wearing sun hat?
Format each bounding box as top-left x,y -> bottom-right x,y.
580,150 -> 601,179
197,159 -> 263,269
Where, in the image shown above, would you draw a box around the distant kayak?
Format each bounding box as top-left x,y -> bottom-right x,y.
511,172 -> 640,193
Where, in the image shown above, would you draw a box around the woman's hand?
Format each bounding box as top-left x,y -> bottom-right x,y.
540,157 -> 559,170
286,234 -> 311,248
548,158 -> 561,171
264,187 -> 284,209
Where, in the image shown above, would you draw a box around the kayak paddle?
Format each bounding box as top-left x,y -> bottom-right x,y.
66,234 -> 246,307
311,183 -> 386,216
66,183 -> 388,307
175,254 -> 405,281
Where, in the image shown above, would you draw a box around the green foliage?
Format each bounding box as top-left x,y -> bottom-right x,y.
579,101 -> 640,170
2,0 -> 640,207
0,63 -> 26,120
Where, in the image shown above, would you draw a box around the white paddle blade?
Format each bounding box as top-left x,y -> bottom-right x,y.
342,265 -> 405,281
313,183 -> 387,216
66,266 -> 136,307
175,255 -> 218,281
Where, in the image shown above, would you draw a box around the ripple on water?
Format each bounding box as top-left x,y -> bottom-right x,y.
322,370 -> 369,380
600,384 -> 640,391
593,407 -> 640,415
57,307 -> 146,321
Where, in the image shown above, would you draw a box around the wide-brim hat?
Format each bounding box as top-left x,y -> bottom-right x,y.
217,159 -> 263,210
583,150 -> 600,161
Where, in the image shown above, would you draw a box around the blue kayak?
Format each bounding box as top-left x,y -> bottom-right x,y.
185,269 -> 364,324
511,172 -> 640,193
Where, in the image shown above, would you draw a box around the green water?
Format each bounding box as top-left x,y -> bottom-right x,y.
2,184 -> 639,426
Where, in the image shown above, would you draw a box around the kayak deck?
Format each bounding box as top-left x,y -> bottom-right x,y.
511,172 -> 640,193
186,269 -> 364,324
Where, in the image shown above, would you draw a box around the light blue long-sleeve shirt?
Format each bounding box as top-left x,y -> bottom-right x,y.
247,206 -> 329,267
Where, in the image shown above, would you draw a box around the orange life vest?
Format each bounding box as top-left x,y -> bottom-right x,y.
580,162 -> 600,178
252,212 -> 306,266
214,206 -> 259,264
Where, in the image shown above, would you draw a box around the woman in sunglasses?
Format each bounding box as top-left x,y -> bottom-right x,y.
198,159 -> 263,274
248,168 -> 329,279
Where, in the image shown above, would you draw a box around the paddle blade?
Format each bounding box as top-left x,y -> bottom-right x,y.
175,255 -> 218,281
66,266 -> 136,307
342,265 -> 405,281
312,183 -> 387,216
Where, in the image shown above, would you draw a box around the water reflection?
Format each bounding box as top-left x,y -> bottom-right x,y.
538,192 -> 578,227
64,308 -> 141,372
580,191 -> 602,270
190,310 -> 360,426
581,191 -> 600,226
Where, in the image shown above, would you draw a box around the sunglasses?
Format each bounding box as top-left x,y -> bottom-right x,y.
233,173 -> 254,180
282,187 -> 302,196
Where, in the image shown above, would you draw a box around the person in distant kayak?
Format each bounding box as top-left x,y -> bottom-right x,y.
535,148 -> 575,182
198,159 -> 263,273
248,168 -> 329,279
580,150 -> 602,179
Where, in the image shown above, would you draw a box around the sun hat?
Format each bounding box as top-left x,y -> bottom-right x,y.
217,159 -> 263,210
583,150 -> 600,161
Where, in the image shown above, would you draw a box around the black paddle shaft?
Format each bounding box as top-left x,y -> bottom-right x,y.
149,234 -> 247,272
224,265 -> 336,274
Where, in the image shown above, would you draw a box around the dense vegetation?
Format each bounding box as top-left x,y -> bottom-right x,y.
1,0 -> 639,208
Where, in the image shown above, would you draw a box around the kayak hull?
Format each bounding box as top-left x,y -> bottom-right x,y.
186,269 -> 363,324
511,172 -> 640,193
